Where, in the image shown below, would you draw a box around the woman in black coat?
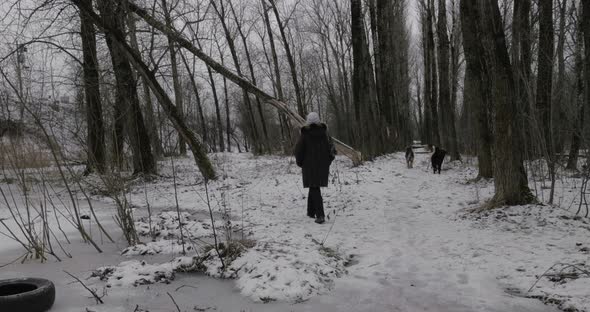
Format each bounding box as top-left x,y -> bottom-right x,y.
294,112 -> 336,224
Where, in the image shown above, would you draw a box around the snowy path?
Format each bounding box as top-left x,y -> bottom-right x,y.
267,154 -> 558,312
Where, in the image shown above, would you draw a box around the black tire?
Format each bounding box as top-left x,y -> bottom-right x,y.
0,278 -> 55,312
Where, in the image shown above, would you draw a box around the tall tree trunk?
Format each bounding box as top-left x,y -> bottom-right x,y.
567,5 -> 584,170
216,44 -> 232,153
206,66 -> 224,152
97,0 -> 156,175
112,95 -> 126,170
461,0 -> 533,206
427,0 -> 440,147
536,0 -> 555,158
80,0 -> 105,174
449,0 -> 461,159
179,51 -> 209,150
537,0 -> 556,203
375,0 -> 397,150
582,0 -> 590,162
437,0 -> 459,160
351,0 -> 380,158
464,63 -> 493,178
161,0 -> 186,155
421,5 -> 433,146
210,0 -> 259,153
262,0 -> 291,150
222,75 -> 231,152
554,0 -> 568,156
269,0 -> 306,116
229,1 -> 269,152
128,13 -> 162,157
511,0 -> 533,160
416,80 -> 424,143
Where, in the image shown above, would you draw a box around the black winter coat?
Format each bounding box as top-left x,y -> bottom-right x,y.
294,123 -> 336,188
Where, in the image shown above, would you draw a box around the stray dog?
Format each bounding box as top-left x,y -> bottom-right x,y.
405,146 -> 415,168
431,146 -> 447,174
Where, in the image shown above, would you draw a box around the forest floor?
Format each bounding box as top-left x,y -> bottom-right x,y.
0,150 -> 589,312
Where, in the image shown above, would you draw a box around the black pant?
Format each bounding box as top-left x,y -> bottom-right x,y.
307,187 -> 325,218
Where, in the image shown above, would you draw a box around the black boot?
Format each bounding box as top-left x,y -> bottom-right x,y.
315,216 -> 325,224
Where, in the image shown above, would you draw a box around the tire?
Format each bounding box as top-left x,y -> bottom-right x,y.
0,278 -> 55,312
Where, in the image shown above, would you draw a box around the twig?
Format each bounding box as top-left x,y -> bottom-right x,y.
63,270 -> 104,304
174,284 -> 198,292
167,292 -> 181,312
0,252 -> 26,268
527,262 -> 590,292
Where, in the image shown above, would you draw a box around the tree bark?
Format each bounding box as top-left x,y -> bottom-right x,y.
460,0 -> 533,206
427,0 -> 440,147
582,0 -> 590,161
206,64 -> 225,152
97,0 -> 156,175
464,63 -> 493,178
536,0 -> 555,159
536,0 -> 556,203
80,0 -> 106,174
421,2 -> 433,146
179,51 -> 209,150
128,13 -> 163,158
567,4 -> 585,170
511,0 -> 532,160
351,0 -> 381,158
537,0 -> 554,158
554,0 -> 568,155
161,0 -> 186,155
437,0 -> 459,160
219,54 -> 231,152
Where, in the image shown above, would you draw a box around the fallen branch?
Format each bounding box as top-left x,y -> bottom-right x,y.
174,284 -> 198,292
527,262 -> 590,292
64,270 -> 104,304
167,292 -> 182,312
125,0 -> 362,165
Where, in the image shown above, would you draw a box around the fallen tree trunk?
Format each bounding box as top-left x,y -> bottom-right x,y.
72,0 -> 216,180
126,1 -> 362,165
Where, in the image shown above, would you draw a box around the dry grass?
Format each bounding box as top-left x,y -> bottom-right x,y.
0,138 -> 52,169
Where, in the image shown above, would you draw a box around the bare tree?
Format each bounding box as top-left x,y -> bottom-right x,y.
161,0 -> 186,155
210,0 -> 260,152
268,0 -> 306,116
229,0 -> 270,152
79,0 -> 105,174
437,0 -> 459,159
73,0 -> 217,179
567,2 -> 585,170
536,0 -> 556,203
351,0 -> 381,157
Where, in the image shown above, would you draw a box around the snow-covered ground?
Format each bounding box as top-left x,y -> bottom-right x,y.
1,151 -> 588,311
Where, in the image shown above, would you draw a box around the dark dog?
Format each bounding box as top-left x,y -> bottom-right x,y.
431,146 -> 447,174
405,146 -> 415,168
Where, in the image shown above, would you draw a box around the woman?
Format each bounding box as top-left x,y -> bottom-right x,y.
294,112 -> 336,224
